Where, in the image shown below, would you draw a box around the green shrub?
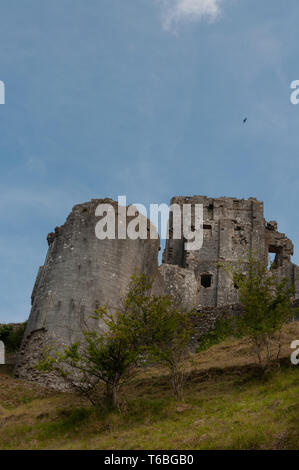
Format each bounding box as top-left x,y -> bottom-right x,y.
197,316 -> 233,352
0,323 -> 27,352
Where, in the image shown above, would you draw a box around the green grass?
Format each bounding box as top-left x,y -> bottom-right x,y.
1,324 -> 299,450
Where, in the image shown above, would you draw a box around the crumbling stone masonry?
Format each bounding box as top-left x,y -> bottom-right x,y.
14,196 -> 299,388
15,199 -> 160,388
163,196 -> 299,308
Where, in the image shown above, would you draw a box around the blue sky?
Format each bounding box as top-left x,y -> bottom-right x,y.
1,0 -> 299,322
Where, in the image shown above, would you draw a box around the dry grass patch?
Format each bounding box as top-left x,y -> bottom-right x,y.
0,321 -> 298,450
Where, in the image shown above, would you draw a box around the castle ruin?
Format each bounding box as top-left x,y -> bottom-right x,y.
14,195 -> 299,388
163,196 -> 299,307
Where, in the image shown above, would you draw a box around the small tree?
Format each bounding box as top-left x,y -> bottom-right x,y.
37,273 -> 196,406
220,253 -> 296,369
146,304 -> 195,401
104,273 -> 196,401
37,275 -> 156,409
37,309 -> 142,410
105,272 -> 172,352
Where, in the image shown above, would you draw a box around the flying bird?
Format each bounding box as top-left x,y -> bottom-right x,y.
243,117 -> 247,123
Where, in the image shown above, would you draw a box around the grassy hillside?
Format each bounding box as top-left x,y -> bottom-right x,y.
1,322 -> 299,450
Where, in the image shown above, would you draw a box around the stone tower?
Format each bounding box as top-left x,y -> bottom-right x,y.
14,199 -> 160,387
163,196 -> 299,308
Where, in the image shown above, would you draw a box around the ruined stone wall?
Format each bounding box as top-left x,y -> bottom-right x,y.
265,221 -> 299,299
157,264 -> 199,307
15,194 -> 299,389
163,195 -> 299,308
15,199 -> 160,388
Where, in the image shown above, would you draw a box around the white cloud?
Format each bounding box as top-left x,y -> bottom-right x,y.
158,0 -> 223,30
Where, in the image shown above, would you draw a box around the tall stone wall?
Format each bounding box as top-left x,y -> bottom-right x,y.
163,195 -> 299,308
14,199 -> 160,388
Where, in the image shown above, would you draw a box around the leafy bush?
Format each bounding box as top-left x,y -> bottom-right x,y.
219,252 -> 296,368
0,323 -> 27,352
197,316 -> 233,352
37,273 -> 197,408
